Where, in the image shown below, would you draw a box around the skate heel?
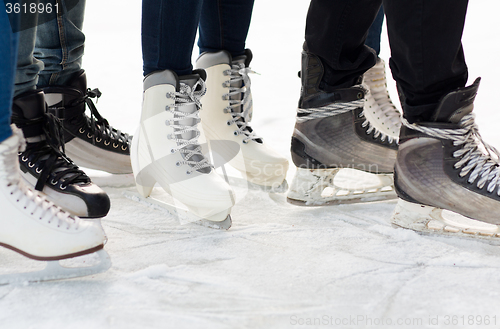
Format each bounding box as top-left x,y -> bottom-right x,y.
133,167 -> 156,198
391,199 -> 500,239
287,167 -> 396,206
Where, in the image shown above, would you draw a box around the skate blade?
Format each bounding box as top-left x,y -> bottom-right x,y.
391,199 -> 500,242
0,249 -> 111,285
287,168 -> 396,206
123,190 -> 232,230
226,176 -> 288,193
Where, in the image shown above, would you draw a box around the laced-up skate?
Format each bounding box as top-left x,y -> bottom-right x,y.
129,69 -> 235,229
392,78 -> 500,240
0,127 -> 110,284
12,90 -> 110,218
43,70 -> 132,174
288,51 -> 398,205
196,50 -> 289,192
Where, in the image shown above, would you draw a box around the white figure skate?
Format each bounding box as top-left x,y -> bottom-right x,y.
130,70 -> 235,229
0,127 -> 110,284
196,50 -> 289,192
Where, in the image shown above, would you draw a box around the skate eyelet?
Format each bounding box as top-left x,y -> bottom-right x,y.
96,137 -> 102,143
35,167 -> 42,174
357,92 -> 363,99
104,140 -> 110,146
170,149 -> 175,154
51,180 -> 58,185
242,140 -> 248,144
227,121 -> 232,126
121,145 -> 127,151
21,156 -> 28,162
87,133 -> 93,139
113,143 -> 119,148
79,128 -> 85,134
233,131 -> 239,136
176,161 -> 181,167
28,162 -> 35,168
60,184 -> 67,190
186,171 -> 192,175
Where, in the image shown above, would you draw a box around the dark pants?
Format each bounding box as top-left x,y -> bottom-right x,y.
141,0 -> 254,77
305,0 -> 469,122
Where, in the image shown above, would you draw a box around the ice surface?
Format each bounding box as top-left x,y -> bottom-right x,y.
2,1 -> 500,328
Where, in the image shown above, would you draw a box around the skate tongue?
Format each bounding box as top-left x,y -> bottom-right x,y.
431,78 -> 480,124
177,74 -> 208,172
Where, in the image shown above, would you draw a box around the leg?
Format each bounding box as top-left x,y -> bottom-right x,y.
0,8 -> 109,282
34,0 -> 132,174
365,6 -> 384,56
383,0 -> 468,122
198,0 -> 254,57
134,0 -> 235,227
142,0 -> 203,76
288,0 -> 397,205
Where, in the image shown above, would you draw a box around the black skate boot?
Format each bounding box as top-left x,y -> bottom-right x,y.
392,78 -> 500,240
42,70 -> 132,174
287,50 -> 398,206
12,90 -> 110,218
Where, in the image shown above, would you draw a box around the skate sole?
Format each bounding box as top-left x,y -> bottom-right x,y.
0,248 -> 111,285
227,176 -> 288,193
391,199 -> 500,242
123,190 -> 232,230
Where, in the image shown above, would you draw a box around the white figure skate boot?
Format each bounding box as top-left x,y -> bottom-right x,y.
392,78 -> 500,240
196,49 -> 289,192
131,69 -> 235,229
0,127 -> 110,284
287,51 -> 398,206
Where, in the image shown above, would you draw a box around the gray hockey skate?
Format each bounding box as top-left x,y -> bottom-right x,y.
392,78 -> 500,240
288,51 -> 398,205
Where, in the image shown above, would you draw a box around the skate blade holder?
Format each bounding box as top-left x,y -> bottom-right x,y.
0,249 -> 111,285
287,168 -> 396,206
123,189 -> 232,230
392,199 -> 500,240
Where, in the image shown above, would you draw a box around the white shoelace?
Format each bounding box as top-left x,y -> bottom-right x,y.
165,79 -> 212,174
402,114 -> 500,195
1,133 -> 78,230
223,63 -> 261,144
296,84 -> 365,123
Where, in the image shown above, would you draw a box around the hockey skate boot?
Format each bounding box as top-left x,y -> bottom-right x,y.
287,51 -> 398,205
0,127 -> 110,284
196,49 -> 289,191
362,57 -> 401,140
131,69 -> 235,228
11,90 -> 110,218
391,78 -> 500,240
43,70 -> 132,174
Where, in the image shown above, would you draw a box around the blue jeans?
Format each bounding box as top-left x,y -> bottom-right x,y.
365,6 -> 384,56
0,9 -> 19,142
142,0 -> 254,76
15,0 -> 86,96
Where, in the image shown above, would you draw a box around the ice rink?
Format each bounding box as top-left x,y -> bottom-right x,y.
1,1 -> 500,328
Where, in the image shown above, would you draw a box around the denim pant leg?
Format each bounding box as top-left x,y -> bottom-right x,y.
36,0 -> 86,87
0,9 -> 19,141
198,0 -> 254,58
365,6 -> 384,56
142,0 -> 203,76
